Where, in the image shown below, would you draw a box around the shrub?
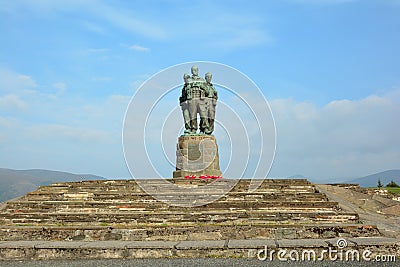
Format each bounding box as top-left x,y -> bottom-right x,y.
386,180 -> 399,187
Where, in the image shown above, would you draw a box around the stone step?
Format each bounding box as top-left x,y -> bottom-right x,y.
27,189 -> 323,196
0,224 -> 379,241
2,201 -> 342,212
0,210 -> 358,225
0,178 -> 373,245
44,179 -> 313,190
30,185 -> 316,194
1,237 -> 397,260
22,193 -> 328,203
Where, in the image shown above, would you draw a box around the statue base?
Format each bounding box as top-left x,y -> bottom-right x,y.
173,135 -> 222,178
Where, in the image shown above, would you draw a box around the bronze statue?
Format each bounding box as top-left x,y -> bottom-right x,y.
180,74 -> 191,134
204,72 -> 217,134
179,66 -> 217,135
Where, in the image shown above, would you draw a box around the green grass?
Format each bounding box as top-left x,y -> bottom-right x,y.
387,187 -> 400,195
369,187 -> 400,195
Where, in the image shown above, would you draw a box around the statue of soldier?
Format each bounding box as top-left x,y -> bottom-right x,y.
179,73 -> 191,134
187,65 -> 208,134
204,72 -> 218,134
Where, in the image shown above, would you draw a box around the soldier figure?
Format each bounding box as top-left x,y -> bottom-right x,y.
187,66 -> 208,134
204,72 -> 217,134
179,73 -> 191,134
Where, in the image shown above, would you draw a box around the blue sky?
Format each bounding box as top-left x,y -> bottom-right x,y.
0,0 -> 399,181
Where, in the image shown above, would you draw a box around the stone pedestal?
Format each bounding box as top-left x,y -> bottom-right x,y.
173,135 -> 222,178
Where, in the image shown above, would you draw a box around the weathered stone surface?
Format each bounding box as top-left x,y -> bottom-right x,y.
0,178 -> 382,250
0,239 -> 399,260
276,238 -> 329,248
0,224 -> 381,242
228,239 -> 276,249
35,241 -> 87,248
126,241 -> 178,249
325,238 -> 356,247
0,241 -> 46,248
79,241 -> 128,249
173,135 -> 222,178
176,240 -> 225,249
348,237 -> 399,246
274,228 -> 297,239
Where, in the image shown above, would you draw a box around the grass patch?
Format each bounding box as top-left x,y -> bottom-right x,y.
229,254 -> 244,259
14,223 -> 32,227
387,187 -> 400,195
208,254 -> 220,258
369,187 -> 400,195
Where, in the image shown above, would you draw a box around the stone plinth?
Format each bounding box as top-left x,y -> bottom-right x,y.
173,135 -> 222,178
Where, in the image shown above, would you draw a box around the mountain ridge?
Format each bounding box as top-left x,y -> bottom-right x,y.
0,168 -> 105,203
346,169 -> 400,187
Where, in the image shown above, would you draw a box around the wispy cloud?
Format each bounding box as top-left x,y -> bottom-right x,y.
53,82 -> 67,91
29,124 -> 110,143
82,21 -> 107,34
269,89 -> 400,180
129,44 -> 150,52
0,94 -> 27,110
1,0 -> 167,39
0,68 -> 37,94
82,1 -> 166,39
166,7 -> 273,50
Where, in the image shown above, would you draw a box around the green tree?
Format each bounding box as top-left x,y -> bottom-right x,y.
377,179 -> 383,188
386,180 -> 399,188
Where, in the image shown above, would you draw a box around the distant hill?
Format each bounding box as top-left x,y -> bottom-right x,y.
347,170 -> 400,188
0,168 -> 105,203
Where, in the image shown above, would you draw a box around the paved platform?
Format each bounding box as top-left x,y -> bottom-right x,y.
0,237 -> 398,260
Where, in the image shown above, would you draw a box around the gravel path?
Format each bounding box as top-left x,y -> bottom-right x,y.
316,184 -> 400,238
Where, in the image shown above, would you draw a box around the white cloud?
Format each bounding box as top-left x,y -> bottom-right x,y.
268,89 -> 400,180
1,1 -> 166,39
0,90 -> 132,177
0,94 -> 27,110
107,94 -> 130,105
2,0 -> 270,51
53,82 -> 66,90
168,10 -> 273,50
82,21 -> 107,34
129,45 -> 150,52
0,68 -> 37,94
0,116 -> 17,128
93,3 -> 166,39
29,124 -> 110,143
